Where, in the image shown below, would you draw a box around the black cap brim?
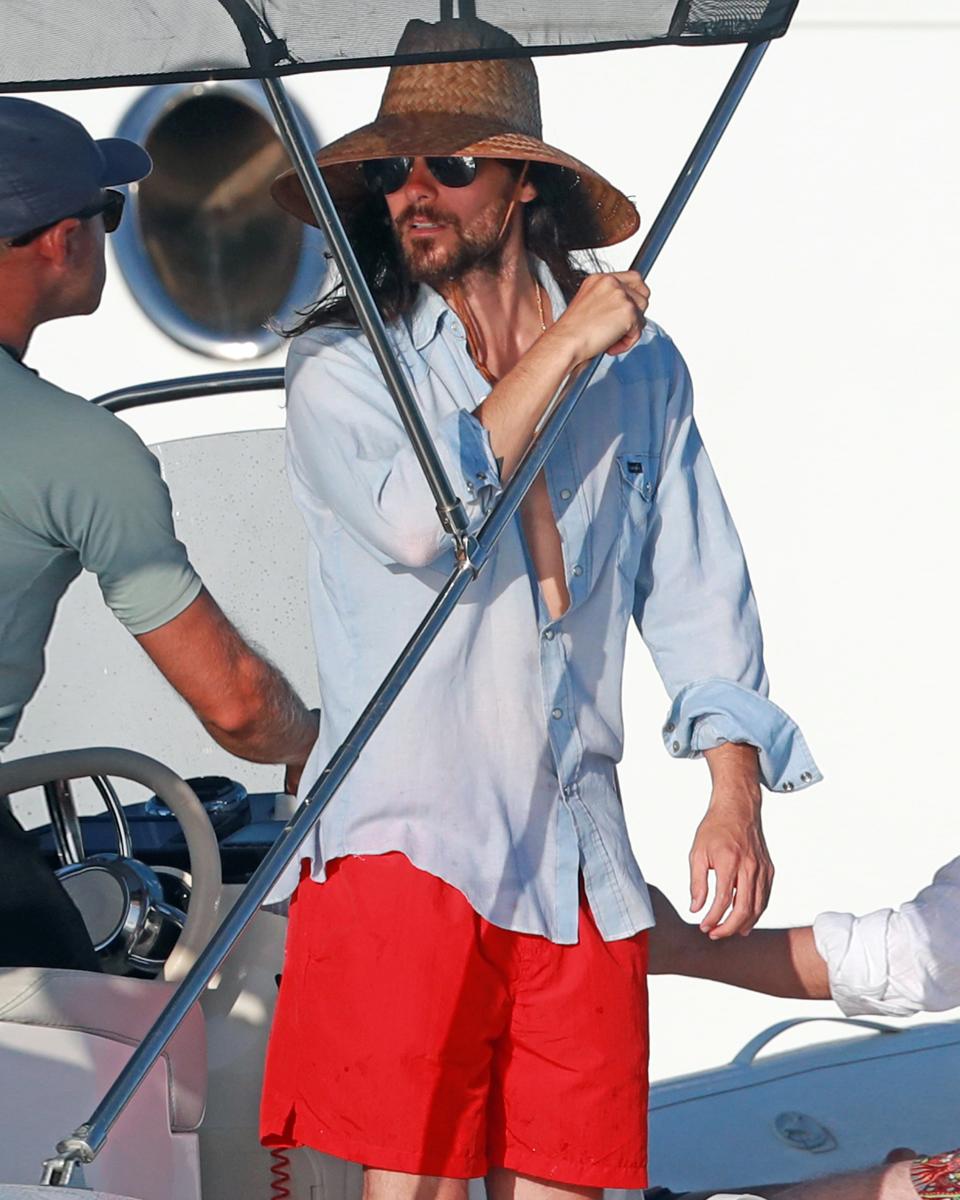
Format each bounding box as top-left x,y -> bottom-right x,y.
97,137 -> 152,186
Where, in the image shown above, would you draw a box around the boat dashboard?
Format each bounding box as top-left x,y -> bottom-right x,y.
32,776 -> 286,886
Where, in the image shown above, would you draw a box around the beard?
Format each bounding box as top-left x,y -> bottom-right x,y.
393,197 -> 509,287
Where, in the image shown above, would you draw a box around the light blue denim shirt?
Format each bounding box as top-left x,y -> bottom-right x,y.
268,263 -> 821,942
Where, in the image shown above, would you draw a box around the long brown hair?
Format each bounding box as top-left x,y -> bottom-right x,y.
286,162 -> 599,336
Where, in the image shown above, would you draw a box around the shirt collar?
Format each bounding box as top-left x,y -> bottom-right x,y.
407,284 -> 450,352
405,258 -> 571,353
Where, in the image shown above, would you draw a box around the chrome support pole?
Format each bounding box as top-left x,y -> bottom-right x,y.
260,76 -> 471,546
41,38 -> 772,1182
471,40 -> 772,554
635,39 -> 769,270
43,779 -> 85,868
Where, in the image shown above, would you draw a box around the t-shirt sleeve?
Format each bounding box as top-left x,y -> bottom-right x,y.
41,406 -> 203,634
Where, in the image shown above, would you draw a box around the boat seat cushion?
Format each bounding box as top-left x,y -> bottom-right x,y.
0,968 -> 205,1131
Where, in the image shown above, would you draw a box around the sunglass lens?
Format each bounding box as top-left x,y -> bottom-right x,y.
426,156 -> 478,188
362,157 -> 412,195
102,190 -> 125,234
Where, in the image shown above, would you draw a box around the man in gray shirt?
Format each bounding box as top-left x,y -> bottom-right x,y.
0,97 -> 319,969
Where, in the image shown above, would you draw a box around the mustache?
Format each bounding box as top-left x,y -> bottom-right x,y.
395,204 -> 462,232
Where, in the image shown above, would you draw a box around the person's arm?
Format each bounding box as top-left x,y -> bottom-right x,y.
647,885 -> 829,999
136,588 -> 319,791
286,274 -> 648,570
692,742 -> 771,938
775,1158 -> 917,1200
36,402 -> 318,787
474,271 -> 650,478
632,344 -> 820,936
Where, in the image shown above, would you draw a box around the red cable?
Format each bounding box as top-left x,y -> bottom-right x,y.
270,1147 -> 292,1199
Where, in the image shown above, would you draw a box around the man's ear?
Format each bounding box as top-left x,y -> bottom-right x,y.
36,218 -> 81,268
520,177 -> 539,204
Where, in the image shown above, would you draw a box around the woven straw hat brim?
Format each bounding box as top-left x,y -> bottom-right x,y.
271,112 -> 639,251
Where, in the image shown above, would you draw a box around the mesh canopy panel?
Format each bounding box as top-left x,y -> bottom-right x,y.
1,1 -> 798,92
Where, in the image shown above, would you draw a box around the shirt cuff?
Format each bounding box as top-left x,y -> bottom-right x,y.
662,679 -> 822,793
437,409 -> 503,517
813,908 -> 900,1016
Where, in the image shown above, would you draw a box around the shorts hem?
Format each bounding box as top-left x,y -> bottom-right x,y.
495,1146 -> 648,1189
262,1124 -> 486,1180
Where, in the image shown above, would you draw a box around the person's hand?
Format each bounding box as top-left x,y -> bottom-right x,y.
549,271 -> 650,364
283,760 -> 306,798
282,708 -> 320,798
691,744 -> 773,939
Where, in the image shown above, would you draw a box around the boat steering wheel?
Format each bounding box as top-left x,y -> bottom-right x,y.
0,748 -> 221,982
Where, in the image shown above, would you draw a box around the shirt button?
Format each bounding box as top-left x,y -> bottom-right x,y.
671,740 -> 680,753
551,707 -> 563,720
572,564 -> 583,577
476,472 -> 487,481
559,488 -> 572,501
543,629 -> 555,640
450,321 -> 464,337
665,722 -> 675,733
800,771 -> 813,783
782,781 -> 795,792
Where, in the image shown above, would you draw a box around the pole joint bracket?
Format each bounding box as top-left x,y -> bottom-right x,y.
437,499 -> 471,543
40,1130 -> 94,1187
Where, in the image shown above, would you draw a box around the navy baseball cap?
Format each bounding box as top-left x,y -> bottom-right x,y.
0,97 -> 151,240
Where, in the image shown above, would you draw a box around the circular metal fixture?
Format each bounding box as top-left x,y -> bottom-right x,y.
774,1111 -> 838,1154
113,81 -> 325,360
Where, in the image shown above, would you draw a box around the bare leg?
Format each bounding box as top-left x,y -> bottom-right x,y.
364,1169 -> 470,1200
776,1159 -> 916,1200
485,1167 -> 601,1200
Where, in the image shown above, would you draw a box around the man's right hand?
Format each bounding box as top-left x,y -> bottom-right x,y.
548,271 -> 650,364
283,708 -> 320,796
475,269 -> 651,481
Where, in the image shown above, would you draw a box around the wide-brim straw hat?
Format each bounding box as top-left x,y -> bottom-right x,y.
271,17 -> 640,251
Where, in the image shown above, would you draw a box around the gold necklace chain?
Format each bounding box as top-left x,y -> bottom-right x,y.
535,280 -> 547,333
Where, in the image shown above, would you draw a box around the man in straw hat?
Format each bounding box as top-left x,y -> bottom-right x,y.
261,16 -> 819,1197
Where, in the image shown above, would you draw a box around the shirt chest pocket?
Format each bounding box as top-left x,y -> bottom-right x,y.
615,451 -> 660,580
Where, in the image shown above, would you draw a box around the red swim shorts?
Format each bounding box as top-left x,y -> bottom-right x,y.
261,853 -> 650,1188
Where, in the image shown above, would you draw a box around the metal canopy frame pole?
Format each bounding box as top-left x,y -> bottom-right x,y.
262,76 -> 471,544
41,38 -> 770,1186
211,0 -> 469,544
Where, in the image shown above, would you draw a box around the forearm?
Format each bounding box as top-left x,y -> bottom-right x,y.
137,589 -> 319,768
654,922 -> 829,1000
704,742 -> 761,811
777,1159 -> 914,1200
474,327 -> 580,478
200,651 -> 319,768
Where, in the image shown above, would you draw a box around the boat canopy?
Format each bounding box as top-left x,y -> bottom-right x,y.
1,0 -> 798,93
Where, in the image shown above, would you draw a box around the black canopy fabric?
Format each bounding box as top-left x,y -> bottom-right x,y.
1,1 -> 798,93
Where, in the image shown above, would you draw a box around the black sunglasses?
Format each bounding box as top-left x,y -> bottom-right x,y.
7,189 -> 126,248
361,156 -> 479,195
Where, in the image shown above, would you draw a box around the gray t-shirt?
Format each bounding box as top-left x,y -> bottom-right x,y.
0,349 -> 202,750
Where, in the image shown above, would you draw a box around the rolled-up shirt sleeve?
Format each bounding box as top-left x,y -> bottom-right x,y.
664,680 -> 821,793
286,328 -> 501,569
634,344 -> 820,793
814,856 -> 960,1017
